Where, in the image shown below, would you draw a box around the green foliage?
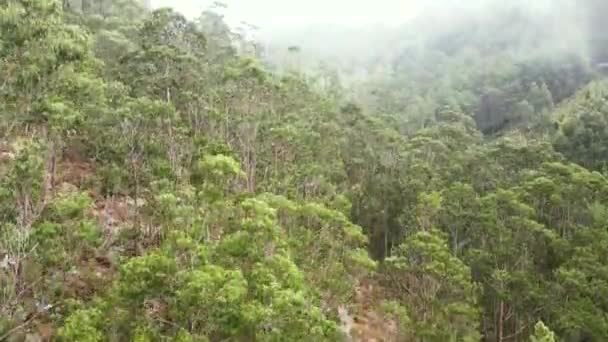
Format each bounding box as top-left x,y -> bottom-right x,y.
380,300 -> 410,339
530,321 -> 556,342
51,191 -> 93,220
4,0 -> 608,341
59,194 -> 344,340
554,81 -> 608,171
260,194 -> 375,302
0,139 -> 46,224
0,0 -> 103,134
58,307 -> 104,342
385,229 -> 481,341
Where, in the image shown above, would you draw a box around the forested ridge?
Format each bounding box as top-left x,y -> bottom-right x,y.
1,0 -> 608,341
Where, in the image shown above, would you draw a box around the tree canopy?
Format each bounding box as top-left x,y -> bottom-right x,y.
1,0 -> 608,341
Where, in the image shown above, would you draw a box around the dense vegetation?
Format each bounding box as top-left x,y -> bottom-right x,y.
1,0 -> 608,341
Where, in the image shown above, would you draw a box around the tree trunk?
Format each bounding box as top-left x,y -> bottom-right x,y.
498,300 -> 504,342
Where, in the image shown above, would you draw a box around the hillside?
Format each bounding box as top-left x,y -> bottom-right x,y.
1,0 -> 608,341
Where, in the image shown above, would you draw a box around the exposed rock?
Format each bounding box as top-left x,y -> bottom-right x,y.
338,305 -> 355,341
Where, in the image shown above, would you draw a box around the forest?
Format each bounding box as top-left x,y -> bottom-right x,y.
1,0 -> 608,341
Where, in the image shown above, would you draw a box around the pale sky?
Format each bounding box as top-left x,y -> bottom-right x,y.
151,0 -> 424,27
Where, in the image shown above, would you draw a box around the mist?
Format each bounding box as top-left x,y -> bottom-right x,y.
150,0 -> 422,27
150,0 -> 606,78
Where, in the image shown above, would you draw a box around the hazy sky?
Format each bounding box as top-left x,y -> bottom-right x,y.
149,0 -> 589,61
151,0 -> 424,27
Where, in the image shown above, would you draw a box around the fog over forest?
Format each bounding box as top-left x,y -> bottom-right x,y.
4,0 -> 608,340
152,0 -> 606,66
